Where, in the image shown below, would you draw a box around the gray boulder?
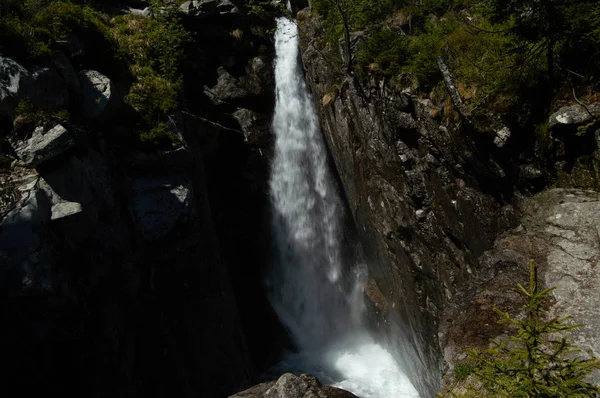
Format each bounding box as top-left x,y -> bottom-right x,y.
233,107 -> 271,146
180,0 -> 238,16
0,56 -> 30,116
493,126 -> 511,148
39,176 -> 97,244
549,102 -> 600,129
27,66 -> 70,110
205,57 -> 272,105
14,124 -> 75,167
1,56 -> 70,116
79,70 -> 117,120
0,173 -> 53,296
230,373 -> 357,398
132,176 -> 192,241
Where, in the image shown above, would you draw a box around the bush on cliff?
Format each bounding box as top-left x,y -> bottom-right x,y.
308,0 -> 600,119
440,260 -> 600,398
0,0 -> 112,61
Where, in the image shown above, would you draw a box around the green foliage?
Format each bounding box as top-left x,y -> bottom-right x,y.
246,0 -> 288,17
444,260 -> 600,398
356,29 -> 409,76
576,118 -> 600,137
125,70 -> 180,124
404,17 -> 460,90
110,0 -> 189,149
139,122 -> 181,149
309,0 -> 600,121
0,0 -> 111,60
14,99 -> 34,117
13,99 -> 70,135
453,361 -> 475,382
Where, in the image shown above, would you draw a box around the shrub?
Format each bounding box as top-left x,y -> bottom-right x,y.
139,122 -> 181,149
356,29 -> 409,77
125,70 -> 180,125
453,361 -> 475,382
0,0 -> 111,61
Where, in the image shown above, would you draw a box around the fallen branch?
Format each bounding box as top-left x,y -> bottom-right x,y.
437,56 -> 471,121
566,72 -> 594,119
178,111 -> 245,135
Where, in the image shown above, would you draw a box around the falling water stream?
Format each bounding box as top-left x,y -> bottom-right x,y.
267,17 -> 420,398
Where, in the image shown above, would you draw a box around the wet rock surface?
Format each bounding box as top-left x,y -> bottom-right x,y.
230,373 -> 358,398
298,10 -> 524,395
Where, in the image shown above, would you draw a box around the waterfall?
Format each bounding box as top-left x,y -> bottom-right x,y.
267,17 -> 420,398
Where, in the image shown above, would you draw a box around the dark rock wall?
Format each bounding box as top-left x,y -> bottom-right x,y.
0,2 -> 280,397
298,11 -> 521,396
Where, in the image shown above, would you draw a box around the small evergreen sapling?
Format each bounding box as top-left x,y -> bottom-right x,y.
445,260 -> 600,397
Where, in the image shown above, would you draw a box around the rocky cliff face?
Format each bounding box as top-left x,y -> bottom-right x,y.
297,8 -> 600,395
0,1 -> 280,397
440,189 -> 600,389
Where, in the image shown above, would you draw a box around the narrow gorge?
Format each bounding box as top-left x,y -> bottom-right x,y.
1,0 -> 600,397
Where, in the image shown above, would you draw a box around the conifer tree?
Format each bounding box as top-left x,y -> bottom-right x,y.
444,260 -> 600,397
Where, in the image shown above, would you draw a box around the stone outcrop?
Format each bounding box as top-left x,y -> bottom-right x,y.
440,189 -> 600,386
180,0 -> 239,16
0,3 -> 278,398
0,56 -> 31,115
79,70 -> 117,120
14,124 -> 75,167
549,102 -> 600,129
0,56 -> 69,116
230,373 -> 358,398
1,125 -> 257,397
204,56 -> 274,109
132,176 -> 192,241
298,10 -> 524,396
297,8 -> 600,395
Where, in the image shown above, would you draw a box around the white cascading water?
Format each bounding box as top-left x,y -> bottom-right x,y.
268,17 -> 420,398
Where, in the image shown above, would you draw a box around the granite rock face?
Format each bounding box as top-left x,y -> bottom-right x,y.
14,124 -> 75,167
440,189 -> 600,387
296,10 -> 523,396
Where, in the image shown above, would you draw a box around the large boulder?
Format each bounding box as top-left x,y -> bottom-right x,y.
132,176 -> 192,241
1,56 -> 70,116
230,373 -> 358,398
27,66 -> 70,110
0,56 -> 30,116
0,172 -> 53,296
549,102 -> 600,129
205,57 -> 273,108
14,124 -> 75,167
180,0 -> 239,16
79,70 -> 117,120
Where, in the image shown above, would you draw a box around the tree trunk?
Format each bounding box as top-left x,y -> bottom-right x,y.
336,4 -> 352,73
